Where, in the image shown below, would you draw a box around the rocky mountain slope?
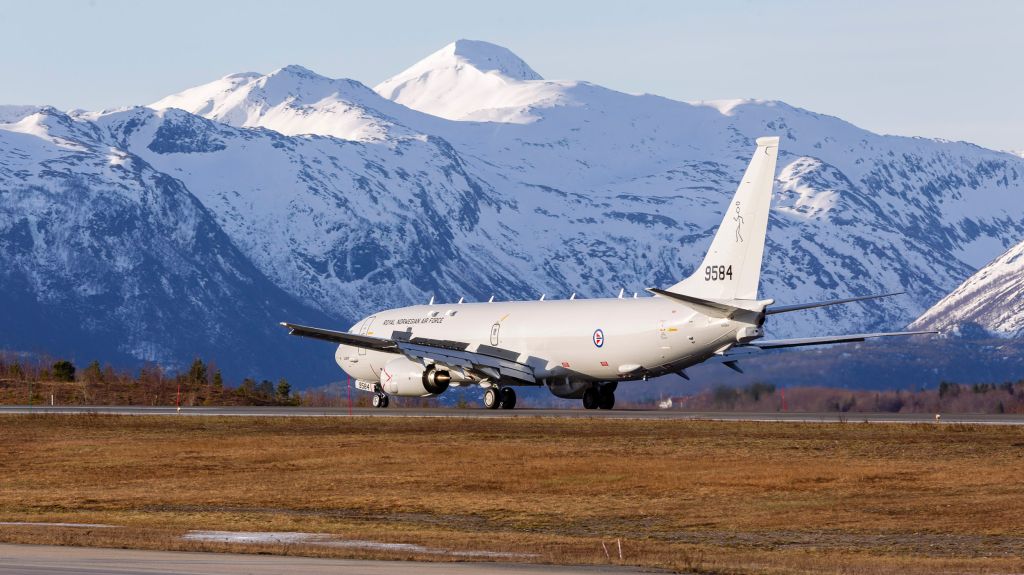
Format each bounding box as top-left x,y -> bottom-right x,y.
912,239 -> 1024,337
2,40 -> 1023,385
0,106 -> 336,383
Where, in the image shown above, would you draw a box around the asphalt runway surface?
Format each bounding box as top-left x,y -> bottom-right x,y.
1,405 -> 1022,424
0,544 -> 646,575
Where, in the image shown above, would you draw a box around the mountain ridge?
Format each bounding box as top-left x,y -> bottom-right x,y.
912,239 -> 1024,338
0,106 -> 334,383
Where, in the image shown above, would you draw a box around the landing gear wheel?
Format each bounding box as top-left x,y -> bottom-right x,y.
499,387 -> 517,409
483,387 -> 500,409
598,387 -> 615,410
372,393 -> 383,408
381,394 -> 390,408
582,387 -> 600,410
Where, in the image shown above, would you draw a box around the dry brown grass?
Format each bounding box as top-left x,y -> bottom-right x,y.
1,414 -> 1023,574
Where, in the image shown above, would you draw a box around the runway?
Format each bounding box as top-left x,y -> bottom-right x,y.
0,544 -> 645,575
0,405 -> 1022,424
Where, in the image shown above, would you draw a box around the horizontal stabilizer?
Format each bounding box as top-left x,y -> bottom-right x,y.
765,292 -> 904,315
750,330 -> 935,350
646,288 -> 771,318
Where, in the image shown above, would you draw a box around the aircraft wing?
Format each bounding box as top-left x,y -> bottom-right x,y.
280,322 -> 535,384
279,322 -> 398,351
746,330 -> 935,350
394,339 -> 536,384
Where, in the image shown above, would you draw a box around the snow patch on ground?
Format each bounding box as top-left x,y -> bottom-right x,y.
182,530 -> 536,558
689,98 -> 765,116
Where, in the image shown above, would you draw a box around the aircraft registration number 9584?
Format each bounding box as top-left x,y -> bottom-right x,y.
705,265 -> 734,281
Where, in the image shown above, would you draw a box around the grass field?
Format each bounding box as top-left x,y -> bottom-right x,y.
1,415 -> 1023,574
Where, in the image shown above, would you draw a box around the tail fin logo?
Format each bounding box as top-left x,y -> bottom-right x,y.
733,201 -> 744,243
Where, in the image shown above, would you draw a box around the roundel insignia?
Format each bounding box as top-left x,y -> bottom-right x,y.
593,329 -> 605,348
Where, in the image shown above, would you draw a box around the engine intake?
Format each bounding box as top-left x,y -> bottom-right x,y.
423,365 -> 451,395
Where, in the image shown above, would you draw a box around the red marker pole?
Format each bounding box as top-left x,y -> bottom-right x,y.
176,381 -> 181,413
347,376 -> 352,416
781,386 -> 787,412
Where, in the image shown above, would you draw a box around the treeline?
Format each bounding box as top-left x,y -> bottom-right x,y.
673,380 -> 1024,414
0,355 -> 299,407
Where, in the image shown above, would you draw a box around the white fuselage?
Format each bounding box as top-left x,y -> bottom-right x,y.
336,297 -> 752,389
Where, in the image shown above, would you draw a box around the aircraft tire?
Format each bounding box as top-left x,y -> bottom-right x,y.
598,389 -> 615,410
372,393 -> 382,408
483,387 -> 500,409
582,387 -> 600,410
381,394 -> 390,408
499,387 -> 517,409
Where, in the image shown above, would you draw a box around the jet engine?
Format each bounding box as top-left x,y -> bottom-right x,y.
545,377 -> 592,399
380,356 -> 451,397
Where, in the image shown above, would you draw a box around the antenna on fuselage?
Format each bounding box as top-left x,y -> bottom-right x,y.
633,292 -> 638,298
570,293 -> 576,300
539,294 -> 546,301
488,295 -> 494,303
457,297 -> 464,304
618,288 -> 624,299
428,295 -> 434,305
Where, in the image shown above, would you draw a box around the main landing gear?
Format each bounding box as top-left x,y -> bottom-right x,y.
483,386 -> 517,409
372,392 -> 390,408
582,384 -> 615,410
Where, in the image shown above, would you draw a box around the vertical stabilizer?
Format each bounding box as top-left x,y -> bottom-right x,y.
668,136 -> 779,300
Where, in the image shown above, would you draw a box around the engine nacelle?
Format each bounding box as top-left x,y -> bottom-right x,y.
545,377 -> 592,399
380,356 -> 451,397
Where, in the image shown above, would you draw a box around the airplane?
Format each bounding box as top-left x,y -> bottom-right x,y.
281,136 -> 934,410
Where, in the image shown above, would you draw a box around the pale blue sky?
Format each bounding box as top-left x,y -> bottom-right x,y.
1,0 -> 1020,150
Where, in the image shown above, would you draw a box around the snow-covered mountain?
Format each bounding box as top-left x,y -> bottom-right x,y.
0,106 -> 332,383
150,65 -> 442,141
142,41 -> 1024,338
375,39 -> 550,123
2,39 -> 1023,385
911,240 -> 1024,337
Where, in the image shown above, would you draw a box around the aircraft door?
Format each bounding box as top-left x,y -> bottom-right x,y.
357,316 -> 376,356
